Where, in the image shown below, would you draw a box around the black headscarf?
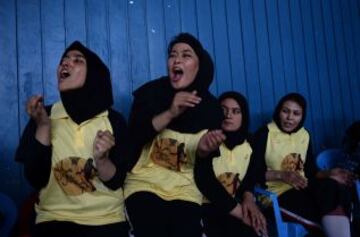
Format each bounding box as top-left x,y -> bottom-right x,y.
59,41 -> 113,124
218,91 -> 249,150
273,93 -> 307,134
132,33 -> 222,133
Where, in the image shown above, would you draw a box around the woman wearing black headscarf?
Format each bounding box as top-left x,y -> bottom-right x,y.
15,41 -> 129,237
252,93 -> 354,237
195,91 -> 267,237
124,33 -> 223,237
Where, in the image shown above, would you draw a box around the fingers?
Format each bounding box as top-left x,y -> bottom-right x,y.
94,130 -> 115,159
26,95 -> 44,116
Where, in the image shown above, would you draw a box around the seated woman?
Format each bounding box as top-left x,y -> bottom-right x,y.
195,91 -> 267,237
124,33 -> 223,237
15,41 -> 129,237
252,92 -> 355,237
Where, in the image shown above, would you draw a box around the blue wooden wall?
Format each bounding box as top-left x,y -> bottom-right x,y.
0,0 -> 359,204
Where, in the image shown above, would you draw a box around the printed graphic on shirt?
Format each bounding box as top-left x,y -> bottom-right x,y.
54,157 -> 97,195
217,172 -> 240,197
281,153 -> 304,172
150,138 -> 187,171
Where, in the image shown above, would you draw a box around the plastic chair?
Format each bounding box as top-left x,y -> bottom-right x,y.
254,187 -> 310,237
0,192 -> 17,237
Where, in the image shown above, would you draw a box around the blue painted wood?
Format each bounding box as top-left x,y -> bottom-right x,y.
108,0 -> 132,115
0,0 -> 22,204
127,0 -> 150,90
330,0 -> 355,127
264,0 -> 286,103
278,0 -> 298,92
64,0 -> 86,44
310,0 -> 337,147
163,0 -> 181,45
253,0 -> 275,120
179,0 -> 197,35
195,0 -> 217,94
146,0 -> 167,79
225,0 -> 247,97
211,0 -> 232,94
40,0 -> 65,105
239,0 -> 263,130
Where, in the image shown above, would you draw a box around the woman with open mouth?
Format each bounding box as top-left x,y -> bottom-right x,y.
124,33 -> 223,237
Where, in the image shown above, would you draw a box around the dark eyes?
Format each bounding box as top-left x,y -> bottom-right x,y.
222,107 -> 241,115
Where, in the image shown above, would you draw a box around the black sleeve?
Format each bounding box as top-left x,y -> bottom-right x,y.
248,126 -> 269,188
235,150 -> 259,198
194,154 -> 238,213
15,106 -> 52,190
304,139 -> 318,180
127,94 -> 159,170
104,109 -> 130,190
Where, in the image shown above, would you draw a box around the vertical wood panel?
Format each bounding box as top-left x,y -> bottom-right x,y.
310,0 -> 337,146
128,0 -> 150,90
211,0 -> 232,93
146,0 -> 167,79
239,0 -> 263,129
330,0 -> 355,127
40,0 -> 64,104
64,0 -> 86,45
163,0 -> 181,44
264,0 -> 286,102
108,0 -> 132,115
196,0 -> 217,94
0,0 -> 22,203
253,0 -> 275,120
225,0 -> 247,97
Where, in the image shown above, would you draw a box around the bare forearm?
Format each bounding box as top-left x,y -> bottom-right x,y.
265,170 -> 283,181
152,110 -> 174,132
35,124 -> 51,146
95,158 -> 116,182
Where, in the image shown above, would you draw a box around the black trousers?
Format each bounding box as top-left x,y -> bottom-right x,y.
202,203 -> 258,237
34,220 -> 129,237
125,191 -> 202,237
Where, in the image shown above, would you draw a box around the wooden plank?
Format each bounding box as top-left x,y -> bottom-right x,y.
224,0 -> 247,97
238,0 -> 263,130
128,0 -> 150,90
264,0 -> 286,102
64,0 -> 86,45
179,0 -> 197,35
163,0 -> 181,44
0,0 -> 22,203
40,0 -> 65,104
210,0 -> 232,93
146,0 -> 167,79
196,0 -> 217,94
253,0 -> 275,121
108,0 -> 132,116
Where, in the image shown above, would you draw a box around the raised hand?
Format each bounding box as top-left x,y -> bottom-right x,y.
93,130 -> 115,161
329,168 -> 357,186
26,95 -> 49,127
168,90 -> 201,118
280,171 -> 308,190
196,130 -> 226,158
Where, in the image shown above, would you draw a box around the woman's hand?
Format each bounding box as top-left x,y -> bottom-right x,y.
168,90 -> 201,118
280,171 -> 308,190
26,95 -> 51,145
242,192 -> 268,237
196,130 -> 226,158
329,168 -> 356,186
93,130 -> 115,162
26,95 -> 50,127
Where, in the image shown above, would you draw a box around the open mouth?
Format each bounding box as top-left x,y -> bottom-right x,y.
172,67 -> 184,81
60,70 -> 71,80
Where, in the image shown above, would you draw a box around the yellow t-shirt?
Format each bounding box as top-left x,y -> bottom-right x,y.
36,102 -> 126,225
124,129 -> 207,204
265,122 -> 309,196
203,141 -> 252,203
